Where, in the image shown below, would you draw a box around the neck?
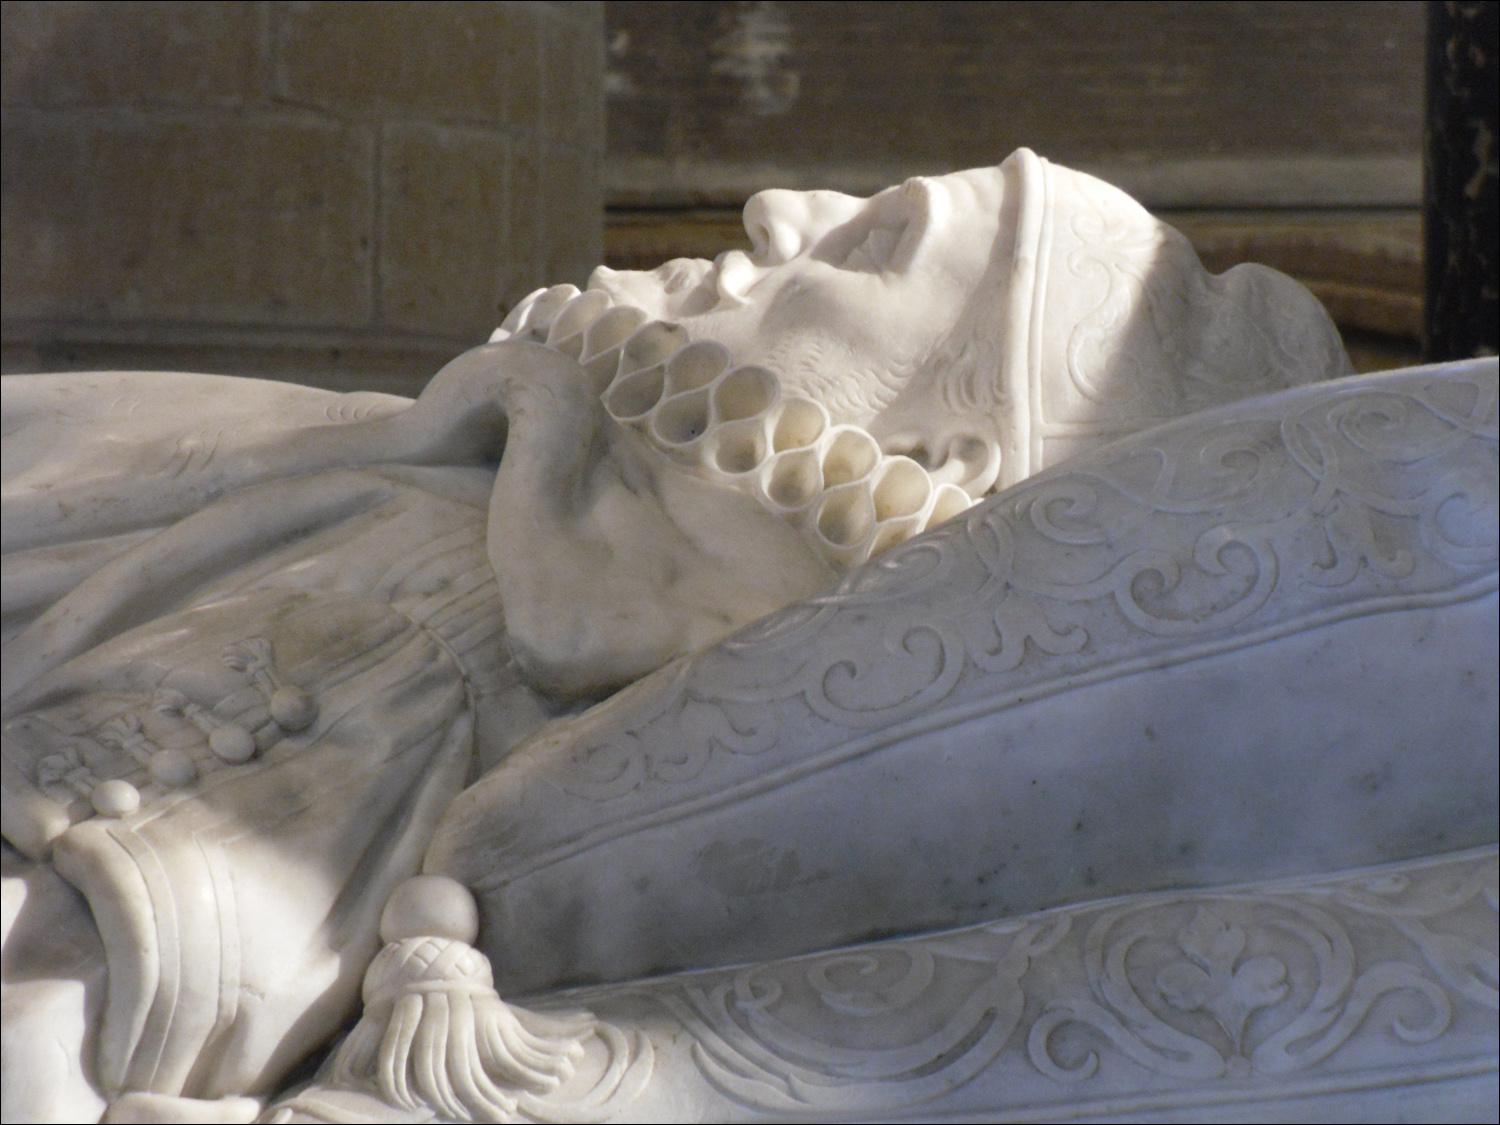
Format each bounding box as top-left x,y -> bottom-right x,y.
492,286 -> 976,570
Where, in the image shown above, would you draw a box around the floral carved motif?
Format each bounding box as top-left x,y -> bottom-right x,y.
1027,896 -> 1453,1083
475,848 -> 1498,1121
539,364 -> 1497,814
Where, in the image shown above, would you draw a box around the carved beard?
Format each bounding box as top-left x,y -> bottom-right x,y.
492,285 -> 977,570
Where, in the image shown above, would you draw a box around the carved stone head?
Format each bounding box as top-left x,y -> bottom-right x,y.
587,149 -> 1351,493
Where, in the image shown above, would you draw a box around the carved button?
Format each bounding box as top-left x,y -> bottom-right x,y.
149,749 -> 198,788
270,686 -> 318,732
209,724 -> 256,764
91,779 -> 140,818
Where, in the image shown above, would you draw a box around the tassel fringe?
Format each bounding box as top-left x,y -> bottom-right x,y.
329,937 -> 592,1123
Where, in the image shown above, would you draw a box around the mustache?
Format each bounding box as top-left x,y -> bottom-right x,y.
584,257 -> 729,319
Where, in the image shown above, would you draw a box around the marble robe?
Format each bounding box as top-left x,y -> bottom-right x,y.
1,373 -> 538,1100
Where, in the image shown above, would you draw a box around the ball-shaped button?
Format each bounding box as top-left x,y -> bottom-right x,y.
91,779 -> 141,818
149,749 -> 198,788
270,686 -> 318,732
209,724 -> 256,764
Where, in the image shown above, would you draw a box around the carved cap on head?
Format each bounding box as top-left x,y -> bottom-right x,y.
975,150 -> 1352,486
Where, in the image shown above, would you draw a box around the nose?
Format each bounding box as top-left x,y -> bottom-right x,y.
742,189 -> 867,265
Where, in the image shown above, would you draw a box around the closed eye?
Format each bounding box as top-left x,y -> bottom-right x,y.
843,223 -> 905,272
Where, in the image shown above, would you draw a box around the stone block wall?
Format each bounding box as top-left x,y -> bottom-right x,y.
2,2 -> 604,394
605,1 -> 1422,207
602,1 -> 1426,373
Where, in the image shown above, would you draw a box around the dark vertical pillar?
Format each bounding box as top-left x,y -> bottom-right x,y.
1425,1 -> 1499,360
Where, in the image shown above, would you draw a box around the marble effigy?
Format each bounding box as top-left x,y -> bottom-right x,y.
2,150 -> 1494,1123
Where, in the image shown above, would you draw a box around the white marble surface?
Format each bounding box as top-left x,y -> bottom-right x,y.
1,152 -> 1489,1123
432,359 -> 1500,996
270,846 -> 1500,1123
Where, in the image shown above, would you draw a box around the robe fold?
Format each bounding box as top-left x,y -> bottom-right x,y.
2,373 -> 531,1098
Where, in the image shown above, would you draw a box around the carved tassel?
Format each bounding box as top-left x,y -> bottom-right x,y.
328,874 -> 596,1124
330,936 -> 592,1121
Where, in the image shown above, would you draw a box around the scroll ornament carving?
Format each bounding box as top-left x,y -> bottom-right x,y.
482,365 -> 1498,864
1027,899 -> 1453,1083
640,850 -> 1495,1118
658,917 -> 1070,1115
1056,165 -> 1347,418
1025,855 -> 1497,1093
279,847 -> 1496,1121
635,848 -> 1496,1118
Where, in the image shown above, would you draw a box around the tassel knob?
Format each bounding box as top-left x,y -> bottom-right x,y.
379,874 -> 480,945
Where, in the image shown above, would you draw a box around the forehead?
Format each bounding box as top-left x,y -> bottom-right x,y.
760,166 -> 1004,231
906,167 -> 1004,217
865,166 -> 1003,205
868,165 -> 999,205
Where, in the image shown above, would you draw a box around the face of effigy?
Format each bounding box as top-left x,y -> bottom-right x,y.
503,153 -> 1349,577
470,171 -> 1030,690
588,168 -> 1009,493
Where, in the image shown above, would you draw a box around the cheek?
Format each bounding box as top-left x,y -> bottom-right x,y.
677,302 -> 769,361
683,272 -> 950,425
763,276 -> 893,359
770,280 -> 947,418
